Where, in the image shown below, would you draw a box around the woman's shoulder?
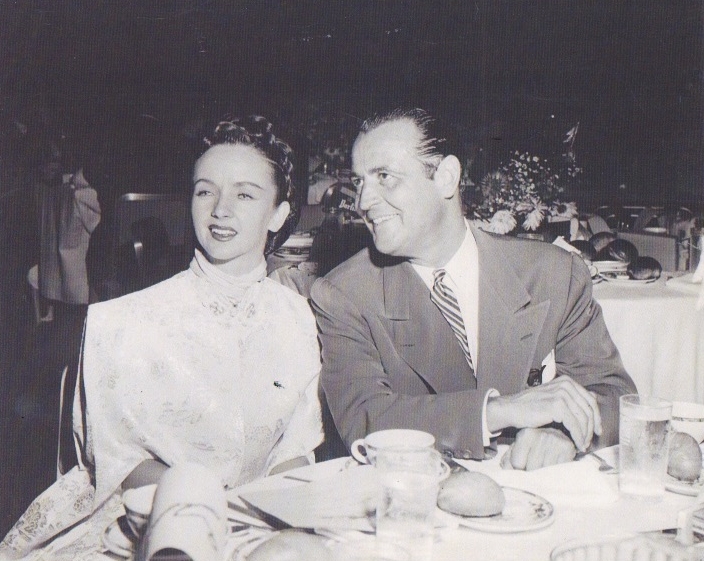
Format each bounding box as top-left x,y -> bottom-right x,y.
88,270 -> 192,317
259,278 -> 315,318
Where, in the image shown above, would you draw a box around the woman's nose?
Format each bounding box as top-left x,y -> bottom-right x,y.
211,194 -> 233,218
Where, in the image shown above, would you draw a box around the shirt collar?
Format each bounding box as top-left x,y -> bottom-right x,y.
412,220 -> 477,289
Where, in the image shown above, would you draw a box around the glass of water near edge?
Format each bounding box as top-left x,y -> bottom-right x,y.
619,394 -> 672,500
374,447 -> 450,561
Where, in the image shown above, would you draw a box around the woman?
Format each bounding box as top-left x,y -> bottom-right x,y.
1,116 -> 323,559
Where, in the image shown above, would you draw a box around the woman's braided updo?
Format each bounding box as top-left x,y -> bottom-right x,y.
202,115 -> 299,255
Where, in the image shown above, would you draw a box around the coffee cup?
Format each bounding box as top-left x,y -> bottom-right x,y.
350,429 -> 435,465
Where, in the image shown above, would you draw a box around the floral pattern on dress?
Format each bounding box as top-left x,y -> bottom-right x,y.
0,261 -> 322,560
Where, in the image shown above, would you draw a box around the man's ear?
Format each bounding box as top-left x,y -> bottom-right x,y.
434,155 -> 462,199
267,201 -> 291,233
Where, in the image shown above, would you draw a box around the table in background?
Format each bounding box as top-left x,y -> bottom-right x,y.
593,277 -> 704,403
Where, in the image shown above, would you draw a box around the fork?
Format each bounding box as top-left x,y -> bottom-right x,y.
575,450 -> 618,473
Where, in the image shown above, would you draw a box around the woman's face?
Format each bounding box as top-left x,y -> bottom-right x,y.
192,143 -> 289,276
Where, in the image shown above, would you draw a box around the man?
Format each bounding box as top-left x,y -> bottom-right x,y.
310,108 -> 636,470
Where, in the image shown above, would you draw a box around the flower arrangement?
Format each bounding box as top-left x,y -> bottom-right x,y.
468,125 -> 582,234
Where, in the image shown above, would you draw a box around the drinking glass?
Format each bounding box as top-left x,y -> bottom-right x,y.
374,447 -> 449,561
619,394 -> 672,499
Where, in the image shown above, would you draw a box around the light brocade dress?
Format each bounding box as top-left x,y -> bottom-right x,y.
0,250 -> 323,560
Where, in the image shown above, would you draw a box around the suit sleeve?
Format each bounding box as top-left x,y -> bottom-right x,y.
310,277 -> 487,459
555,254 -> 637,447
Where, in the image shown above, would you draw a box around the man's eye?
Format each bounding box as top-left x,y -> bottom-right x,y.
238,193 -> 254,200
351,177 -> 363,189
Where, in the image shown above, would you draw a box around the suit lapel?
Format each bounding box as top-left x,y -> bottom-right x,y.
473,227 -> 550,393
381,261 -> 475,392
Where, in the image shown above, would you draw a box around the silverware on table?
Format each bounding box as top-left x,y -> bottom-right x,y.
575,450 -> 618,473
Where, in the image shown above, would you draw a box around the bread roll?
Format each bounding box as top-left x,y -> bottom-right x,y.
437,471 -> 505,517
247,529 -> 329,561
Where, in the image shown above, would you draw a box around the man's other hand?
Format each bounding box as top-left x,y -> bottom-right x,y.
502,427 -> 577,470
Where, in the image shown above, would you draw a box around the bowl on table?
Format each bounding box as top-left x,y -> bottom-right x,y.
671,401 -> 704,443
122,484 -> 157,538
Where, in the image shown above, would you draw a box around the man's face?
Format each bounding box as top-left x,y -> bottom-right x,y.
351,119 -> 447,264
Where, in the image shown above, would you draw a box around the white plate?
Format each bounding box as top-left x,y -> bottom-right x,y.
665,470 -> 704,496
280,235 -> 314,249
593,260 -> 628,273
644,227 -> 668,234
272,252 -> 309,262
442,487 -> 554,533
103,516 -> 137,559
600,277 -> 658,286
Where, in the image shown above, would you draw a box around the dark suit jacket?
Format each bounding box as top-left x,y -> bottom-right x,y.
310,224 -> 636,459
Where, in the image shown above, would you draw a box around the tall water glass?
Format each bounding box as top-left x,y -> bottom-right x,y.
374,447 -> 449,561
619,394 -> 672,499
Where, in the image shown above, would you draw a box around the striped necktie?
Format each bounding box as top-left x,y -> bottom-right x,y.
430,269 -> 475,375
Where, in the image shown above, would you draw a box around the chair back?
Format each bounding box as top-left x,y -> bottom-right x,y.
57,365 -> 77,478
114,193 -> 192,249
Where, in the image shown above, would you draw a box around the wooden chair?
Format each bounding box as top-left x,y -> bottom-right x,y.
56,366 -> 76,478
104,193 -> 193,298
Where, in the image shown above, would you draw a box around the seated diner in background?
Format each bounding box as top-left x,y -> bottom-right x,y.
0,115 -> 323,559
310,107 -> 637,471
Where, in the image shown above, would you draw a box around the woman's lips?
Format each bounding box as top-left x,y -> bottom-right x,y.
209,225 -> 237,241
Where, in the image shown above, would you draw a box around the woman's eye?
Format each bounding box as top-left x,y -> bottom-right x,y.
195,189 -> 212,197
237,192 -> 254,200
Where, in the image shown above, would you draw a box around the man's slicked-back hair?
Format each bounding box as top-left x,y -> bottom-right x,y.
359,107 -> 458,177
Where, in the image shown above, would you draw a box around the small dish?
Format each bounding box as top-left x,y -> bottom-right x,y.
103,516 -> 138,558
593,260 -> 629,274
440,487 -> 554,533
643,227 -> 668,234
665,470 -> 704,496
599,276 -> 658,286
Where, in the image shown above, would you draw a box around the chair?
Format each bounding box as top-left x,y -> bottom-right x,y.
114,193 -> 192,248
56,365 -> 76,478
26,264 -> 54,323
107,193 -> 193,297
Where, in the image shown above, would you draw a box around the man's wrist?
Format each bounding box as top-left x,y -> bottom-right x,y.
486,394 -> 511,434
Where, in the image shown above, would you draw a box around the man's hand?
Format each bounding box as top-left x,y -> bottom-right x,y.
487,376 -> 602,451
502,427 -> 577,470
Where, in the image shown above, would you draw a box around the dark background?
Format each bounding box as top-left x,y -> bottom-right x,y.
1,0 -> 702,206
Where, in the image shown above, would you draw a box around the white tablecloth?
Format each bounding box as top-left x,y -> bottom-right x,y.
23,449 -> 700,561
593,277 -> 704,403
226,449 -> 698,561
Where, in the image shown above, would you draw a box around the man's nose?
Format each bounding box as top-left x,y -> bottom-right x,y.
357,181 -> 379,212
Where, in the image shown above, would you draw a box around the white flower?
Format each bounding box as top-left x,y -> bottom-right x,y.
484,210 -> 517,234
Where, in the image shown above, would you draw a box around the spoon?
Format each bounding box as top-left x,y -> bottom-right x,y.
575,450 -> 618,473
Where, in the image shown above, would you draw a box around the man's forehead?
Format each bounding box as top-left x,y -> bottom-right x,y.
352,119 -> 421,167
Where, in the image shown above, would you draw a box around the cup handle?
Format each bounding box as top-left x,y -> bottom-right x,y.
438,459 -> 451,481
350,439 -> 369,464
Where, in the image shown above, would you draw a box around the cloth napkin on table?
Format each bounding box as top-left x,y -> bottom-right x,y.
667,269 -> 704,310
456,448 -> 619,508
239,465 -> 378,532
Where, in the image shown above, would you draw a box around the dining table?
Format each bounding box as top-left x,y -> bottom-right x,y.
592,274 -> 704,404
47,444 -> 704,561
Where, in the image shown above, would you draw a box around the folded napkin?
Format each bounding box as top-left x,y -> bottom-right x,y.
240,465 -> 378,532
667,272 -> 704,310
667,274 -> 702,295
457,448 -> 619,508
142,463 -> 227,561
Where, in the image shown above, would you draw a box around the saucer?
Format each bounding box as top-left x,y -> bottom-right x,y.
103,516 -> 138,558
